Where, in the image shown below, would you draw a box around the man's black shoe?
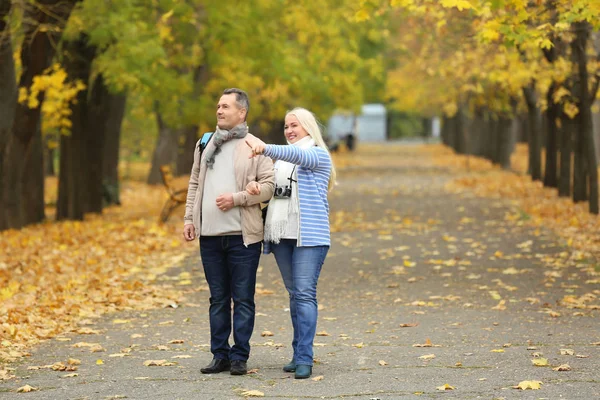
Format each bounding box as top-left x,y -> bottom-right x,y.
230,360 -> 247,375
201,358 -> 230,374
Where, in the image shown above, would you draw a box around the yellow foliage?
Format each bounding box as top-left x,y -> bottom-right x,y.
17,64 -> 86,135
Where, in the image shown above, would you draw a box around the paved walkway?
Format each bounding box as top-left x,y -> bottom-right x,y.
2,146 -> 599,399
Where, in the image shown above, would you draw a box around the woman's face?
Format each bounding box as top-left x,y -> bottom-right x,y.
284,114 -> 309,144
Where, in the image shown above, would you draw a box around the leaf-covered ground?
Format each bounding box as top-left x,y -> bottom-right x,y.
1,142 -> 599,398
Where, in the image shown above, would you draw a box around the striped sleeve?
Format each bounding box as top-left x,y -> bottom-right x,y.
264,145 -> 327,170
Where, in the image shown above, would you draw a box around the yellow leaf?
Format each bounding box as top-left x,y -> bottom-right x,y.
553,364 -> 571,371
96,359 -> 104,365
16,385 -> 38,393
532,358 -> 549,367
379,360 -> 388,365
240,390 -> 264,397
143,359 -> 176,366
515,380 -> 542,390
436,383 -> 455,391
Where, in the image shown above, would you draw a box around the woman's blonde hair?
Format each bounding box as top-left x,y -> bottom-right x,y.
285,107 -> 337,191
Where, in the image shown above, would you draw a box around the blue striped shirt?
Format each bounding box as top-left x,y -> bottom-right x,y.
263,144 -> 332,249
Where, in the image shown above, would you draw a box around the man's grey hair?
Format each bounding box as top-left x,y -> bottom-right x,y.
223,88 -> 250,119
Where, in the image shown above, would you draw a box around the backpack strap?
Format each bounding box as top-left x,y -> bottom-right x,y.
198,132 -> 213,154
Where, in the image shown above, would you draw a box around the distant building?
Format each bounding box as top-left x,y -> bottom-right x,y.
327,103 -> 387,143
357,104 -> 387,142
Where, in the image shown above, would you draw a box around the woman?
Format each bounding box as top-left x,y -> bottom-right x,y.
245,107 -> 336,379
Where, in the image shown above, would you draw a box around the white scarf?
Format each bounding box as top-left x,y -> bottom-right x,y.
264,136 -> 315,243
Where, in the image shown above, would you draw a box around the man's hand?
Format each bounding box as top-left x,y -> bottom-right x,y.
216,193 -> 235,211
245,136 -> 266,158
245,181 -> 261,195
183,223 -> 196,241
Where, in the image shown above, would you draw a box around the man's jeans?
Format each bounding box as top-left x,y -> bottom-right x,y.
271,239 -> 329,366
200,235 -> 261,361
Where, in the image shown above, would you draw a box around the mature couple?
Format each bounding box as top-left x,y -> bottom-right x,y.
183,88 -> 336,379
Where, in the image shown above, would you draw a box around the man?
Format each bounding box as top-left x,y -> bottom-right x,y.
183,88 -> 274,375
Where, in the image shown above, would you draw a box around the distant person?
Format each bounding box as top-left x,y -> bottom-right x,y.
346,118 -> 357,151
244,107 -> 336,379
183,88 -> 274,376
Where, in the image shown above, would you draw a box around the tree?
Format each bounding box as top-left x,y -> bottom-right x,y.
1,0 -> 79,230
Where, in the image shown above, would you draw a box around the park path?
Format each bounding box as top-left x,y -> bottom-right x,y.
2,144 -> 599,399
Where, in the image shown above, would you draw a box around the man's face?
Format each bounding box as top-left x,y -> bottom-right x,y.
216,94 -> 246,130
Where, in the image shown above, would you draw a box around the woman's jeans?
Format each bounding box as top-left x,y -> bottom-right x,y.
271,239 -> 329,366
200,235 -> 261,361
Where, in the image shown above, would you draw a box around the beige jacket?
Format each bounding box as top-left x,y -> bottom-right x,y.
184,134 -> 274,245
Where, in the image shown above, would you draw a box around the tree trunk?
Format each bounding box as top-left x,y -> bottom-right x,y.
486,117 -> 498,163
541,2 -> 563,189
558,113 -> 573,197
176,126 -> 199,176
264,120 -> 287,145
44,136 -> 56,176
85,73 -> 111,214
57,35 -> 96,221
0,0 -> 16,231
2,0 -> 77,230
147,104 -> 179,184
102,93 -> 127,206
496,116 -> 515,169
523,85 -> 543,181
572,21 -> 598,213
544,83 -> 560,188
469,108 -> 486,157
454,107 -> 468,154
23,123 -> 45,225
441,116 -> 451,146
572,117 -> 588,203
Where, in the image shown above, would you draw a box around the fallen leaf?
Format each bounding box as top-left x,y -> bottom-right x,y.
413,338 -> 439,348
560,349 -> 574,356
143,359 -> 176,366
378,360 -> 388,365
436,384 -> 455,391
316,331 -> 330,336
16,385 -> 38,393
96,359 -> 104,365
312,375 -> 324,381
168,339 -> 185,344
553,364 -> 571,371
261,331 -> 274,337
514,380 -> 542,390
172,355 -> 192,359
240,390 -> 264,397
399,323 -> 418,328
61,373 -> 78,378
532,358 -> 549,367
419,354 -> 436,360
